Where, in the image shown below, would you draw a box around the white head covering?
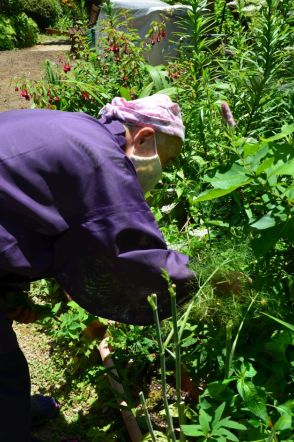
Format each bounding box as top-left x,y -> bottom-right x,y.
99,94 -> 185,141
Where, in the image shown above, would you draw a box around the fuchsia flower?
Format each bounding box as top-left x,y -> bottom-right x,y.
15,86 -> 19,92
63,63 -> 71,73
54,96 -> 60,103
20,89 -> 30,101
81,91 -> 90,101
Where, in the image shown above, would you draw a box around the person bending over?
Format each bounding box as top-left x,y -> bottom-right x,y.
0,94 -> 195,441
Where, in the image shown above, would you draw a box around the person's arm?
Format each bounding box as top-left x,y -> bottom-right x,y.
53,204 -> 196,326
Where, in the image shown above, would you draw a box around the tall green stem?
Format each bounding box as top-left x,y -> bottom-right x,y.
148,294 -> 176,442
139,391 -> 156,442
169,283 -> 186,442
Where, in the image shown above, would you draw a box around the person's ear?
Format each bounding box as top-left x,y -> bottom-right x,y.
133,127 -> 156,156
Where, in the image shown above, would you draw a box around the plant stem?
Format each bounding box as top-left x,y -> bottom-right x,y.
148,294 -> 176,442
227,294 -> 258,376
169,283 -> 186,442
164,258 -> 232,348
139,391 -> 156,442
224,320 -> 233,379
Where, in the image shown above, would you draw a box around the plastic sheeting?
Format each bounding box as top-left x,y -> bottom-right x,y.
96,0 -> 191,65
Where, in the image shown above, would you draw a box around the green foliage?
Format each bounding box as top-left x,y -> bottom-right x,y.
0,0 -> 23,16
13,12 -> 39,48
182,402 -> 246,440
22,0 -> 61,30
0,15 -> 16,49
21,0 -> 294,438
0,11 -> 39,49
193,124 -> 294,254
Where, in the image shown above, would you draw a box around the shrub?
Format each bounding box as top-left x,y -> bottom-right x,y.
22,0 -> 61,30
0,15 -> 16,49
13,13 -> 39,48
0,0 -> 23,16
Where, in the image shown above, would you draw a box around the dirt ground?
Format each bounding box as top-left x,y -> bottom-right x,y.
0,39 -> 71,112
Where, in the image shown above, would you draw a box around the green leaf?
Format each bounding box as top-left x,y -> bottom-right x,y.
273,158 -> 294,176
213,427 -> 239,441
145,64 -> 168,91
274,413 -> 292,431
141,430 -> 170,441
240,383 -> 270,424
181,425 -> 204,437
261,313 -> 294,332
264,123 -> 294,142
212,402 -> 225,427
250,214 -> 276,230
218,417 -> 247,430
199,408 -> 212,434
139,82 -> 154,98
119,86 -> 131,100
205,164 -> 250,190
194,186 -> 244,202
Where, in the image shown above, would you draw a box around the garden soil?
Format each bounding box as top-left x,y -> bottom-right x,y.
0,39 -> 71,111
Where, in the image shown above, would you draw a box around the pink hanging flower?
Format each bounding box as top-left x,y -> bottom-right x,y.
20,89 -> 30,101
221,101 -> 236,127
81,91 -> 90,101
63,63 -> 71,73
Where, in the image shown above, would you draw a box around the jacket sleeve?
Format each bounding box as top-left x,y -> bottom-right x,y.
54,203 -> 196,325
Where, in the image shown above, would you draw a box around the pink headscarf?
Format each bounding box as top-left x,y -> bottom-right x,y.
99,94 -> 185,141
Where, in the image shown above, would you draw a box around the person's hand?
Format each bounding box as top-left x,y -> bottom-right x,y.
5,305 -> 40,323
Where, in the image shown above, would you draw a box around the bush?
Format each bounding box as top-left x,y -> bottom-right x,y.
0,0 -> 23,16
22,0 -> 61,30
0,15 -> 16,49
0,13 -> 39,50
13,13 -> 39,48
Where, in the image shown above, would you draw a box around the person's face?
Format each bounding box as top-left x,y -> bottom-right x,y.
125,126 -> 182,168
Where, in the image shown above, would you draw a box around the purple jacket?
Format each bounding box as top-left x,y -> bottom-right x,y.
0,109 -> 194,324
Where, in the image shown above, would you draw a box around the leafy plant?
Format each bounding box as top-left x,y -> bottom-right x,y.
0,15 -> 16,49
22,0 -> 61,29
13,12 -> 39,48
182,402 -> 246,441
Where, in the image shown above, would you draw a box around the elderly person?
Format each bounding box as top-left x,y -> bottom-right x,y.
0,94 -> 195,441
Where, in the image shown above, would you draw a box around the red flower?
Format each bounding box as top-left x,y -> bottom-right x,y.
81,91 -> 90,101
54,96 -> 60,103
15,86 -> 19,92
63,63 -> 71,73
161,29 -> 167,38
20,89 -> 30,101
150,36 -> 155,46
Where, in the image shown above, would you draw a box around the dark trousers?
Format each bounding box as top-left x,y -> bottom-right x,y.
0,310 -> 31,441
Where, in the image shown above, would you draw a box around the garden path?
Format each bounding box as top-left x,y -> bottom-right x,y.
0,38 -> 71,111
